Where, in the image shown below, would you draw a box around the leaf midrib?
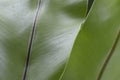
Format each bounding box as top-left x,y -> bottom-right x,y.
22,0 -> 42,80
97,30 -> 120,80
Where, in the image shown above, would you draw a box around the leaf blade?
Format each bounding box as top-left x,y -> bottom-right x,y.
0,0 -> 38,79
61,0 -> 120,80
26,0 -> 87,80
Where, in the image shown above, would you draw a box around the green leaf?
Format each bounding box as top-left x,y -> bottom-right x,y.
0,0 -> 87,80
26,0 -> 87,80
100,31 -> 120,80
0,0 -> 38,79
61,0 -> 120,80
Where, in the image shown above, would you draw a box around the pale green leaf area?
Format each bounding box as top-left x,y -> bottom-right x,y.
0,0 -> 37,79
0,0 -> 87,80
0,0 -> 120,80
26,0 -> 87,80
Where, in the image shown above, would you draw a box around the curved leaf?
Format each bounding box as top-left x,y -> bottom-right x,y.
0,0 -> 38,79
26,0 -> 87,80
61,0 -> 120,80
0,0 -> 87,80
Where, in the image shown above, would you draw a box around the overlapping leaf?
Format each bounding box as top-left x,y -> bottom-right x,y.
1,0 -> 120,80
61,0 -> 120,80
0,0 -> 87,80
26,0 -> 87,80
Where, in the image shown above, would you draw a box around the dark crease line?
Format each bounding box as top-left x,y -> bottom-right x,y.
97,30 -> 120,80
22,0 -> 41,80
87,0 -> 94,14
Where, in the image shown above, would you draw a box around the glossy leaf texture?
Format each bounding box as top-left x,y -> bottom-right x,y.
26,0 -> 87,80
0,0 -> 87,80
0,0 -> 38,79
61,0 -> 120,80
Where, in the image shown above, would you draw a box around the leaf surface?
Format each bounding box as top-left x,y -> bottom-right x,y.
0,0 -> 87,80
61,0 -> 120,80
0,0 -> 38,79
26,0 -> 87,80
